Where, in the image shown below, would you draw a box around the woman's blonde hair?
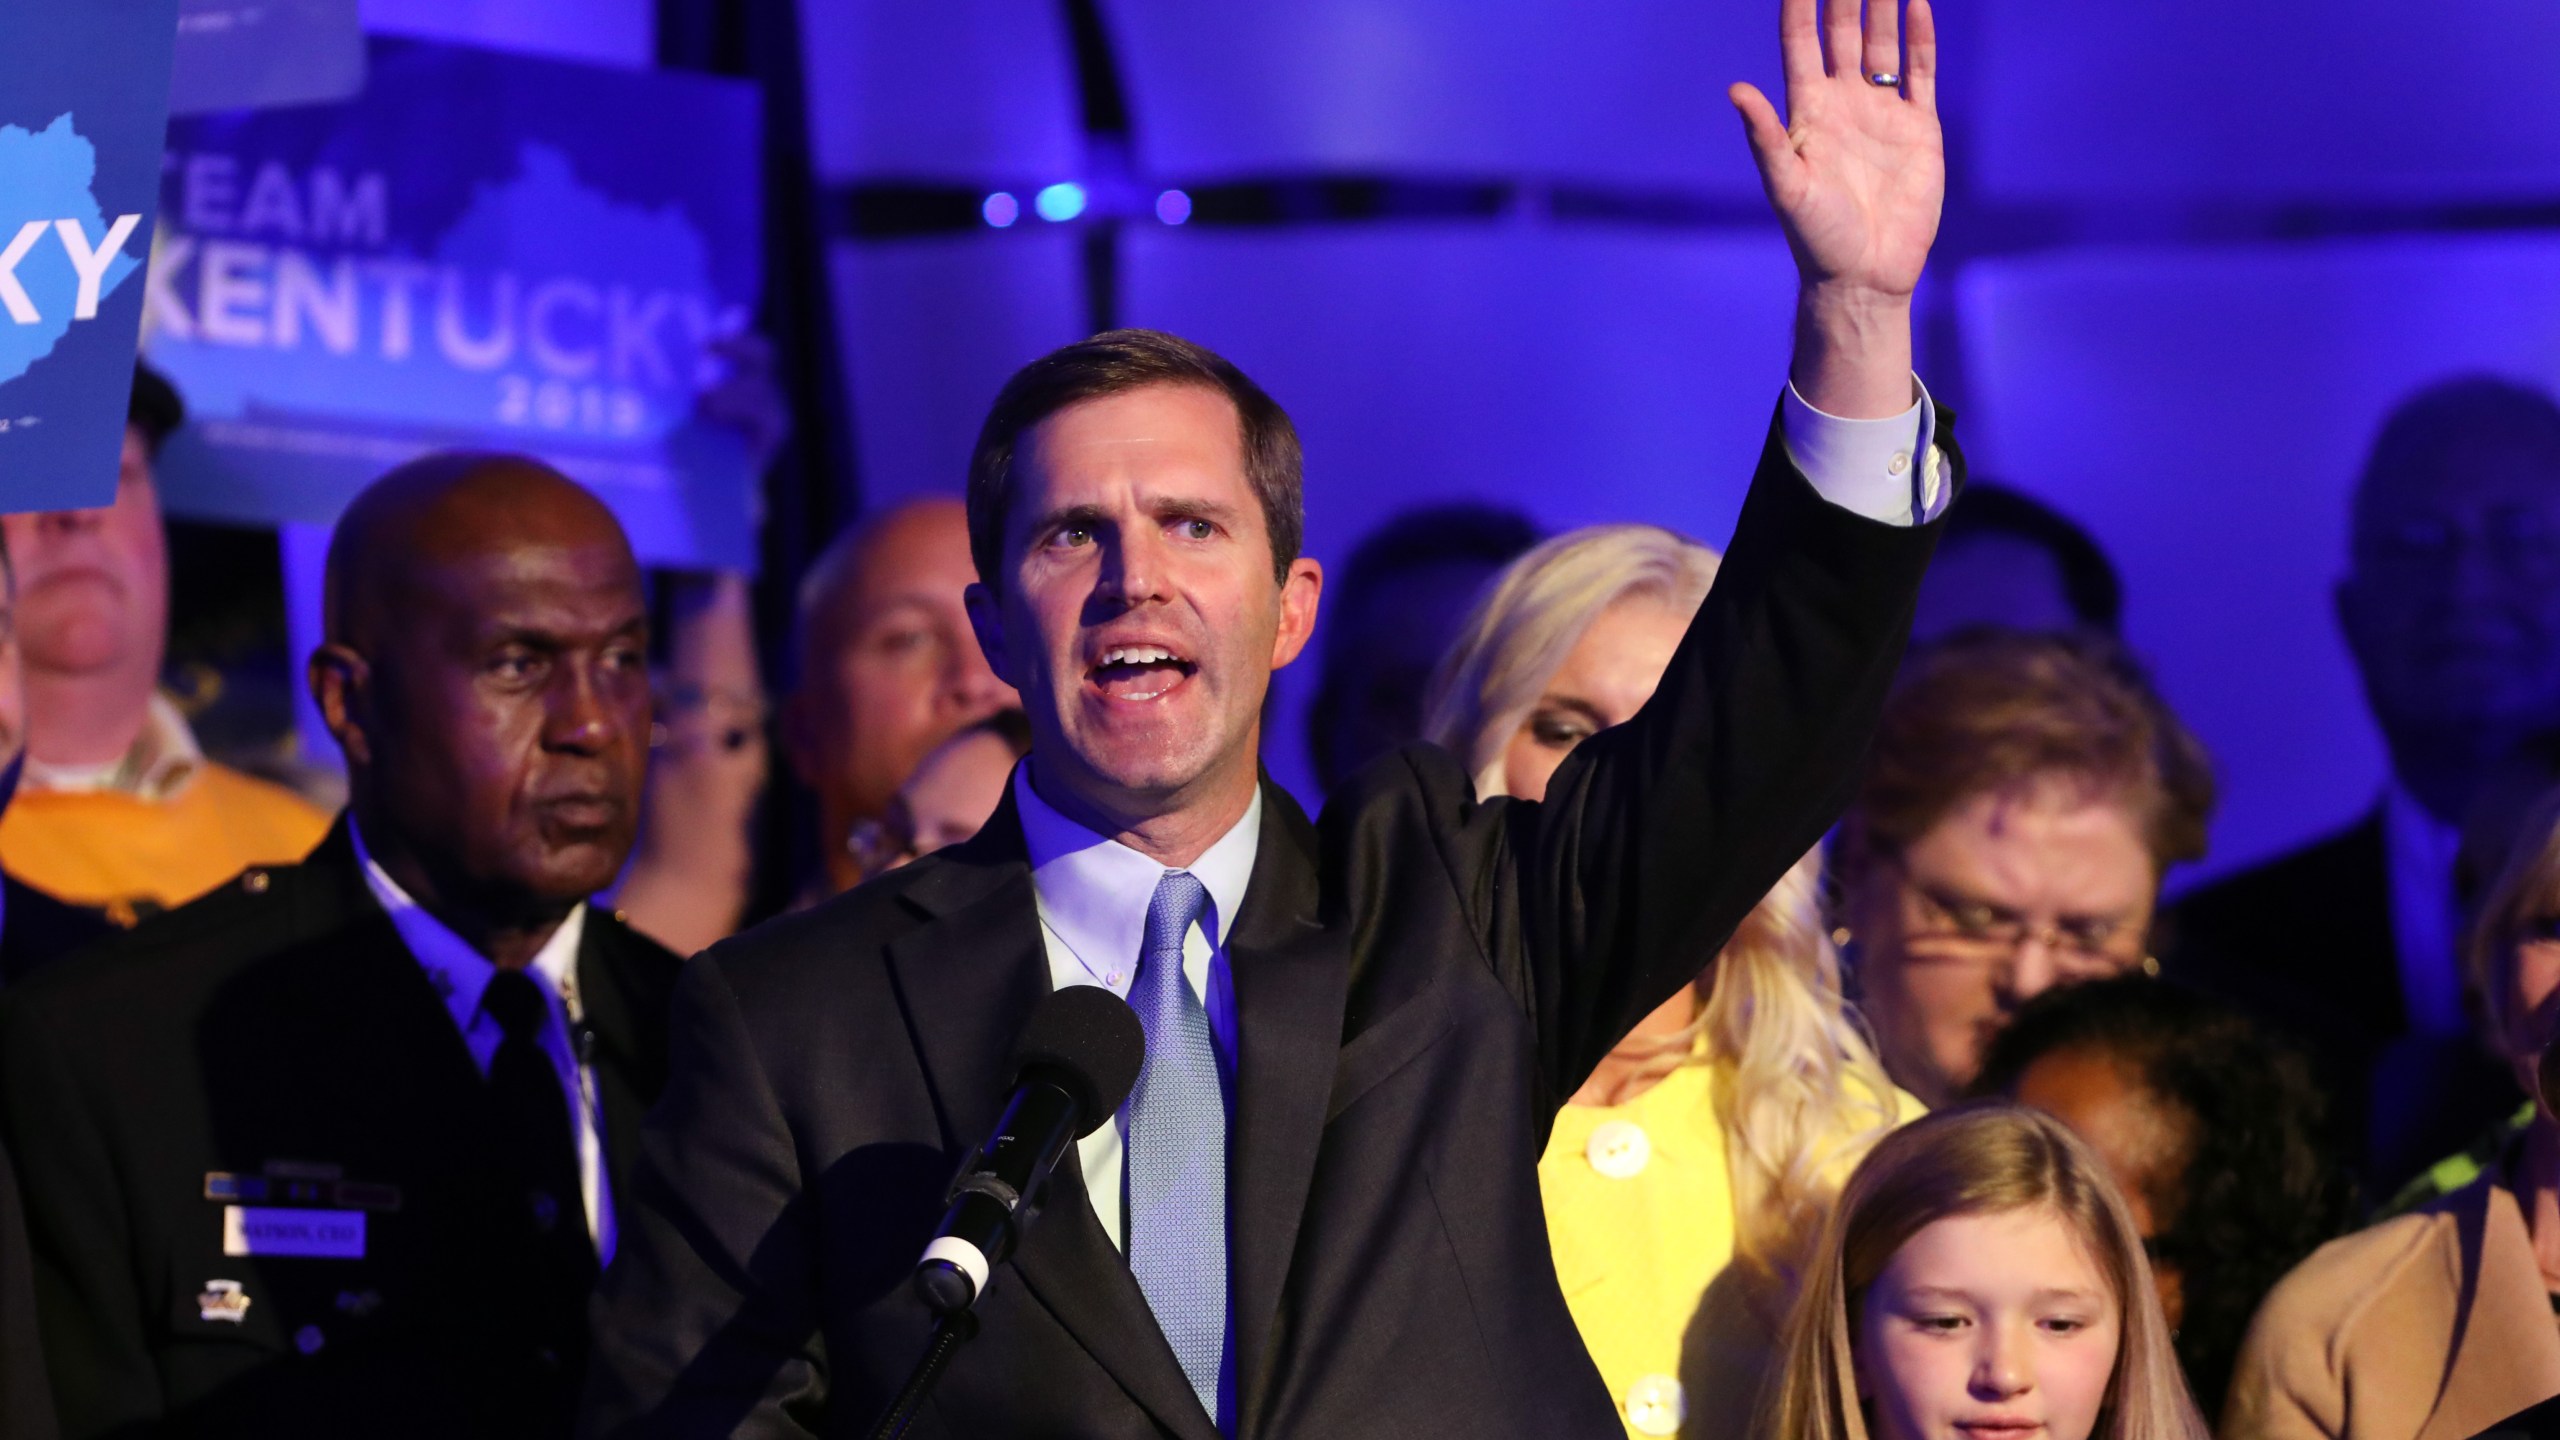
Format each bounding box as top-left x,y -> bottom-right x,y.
1768,1104 -> 2207,1440
2468,784 -> 2560,1056
1422,522 -> 1900,1289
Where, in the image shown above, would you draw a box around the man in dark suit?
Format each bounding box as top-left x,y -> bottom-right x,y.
586,1 -> 1950,1434
0,454 -> 680,1438
2169,376 -> 2560,1190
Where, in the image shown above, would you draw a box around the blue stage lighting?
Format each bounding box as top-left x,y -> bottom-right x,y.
982,192 -> 1019,228
1035,183 -> 1086,222
1155,189 -> 1192,225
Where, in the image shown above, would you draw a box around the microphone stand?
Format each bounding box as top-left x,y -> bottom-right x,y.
865,1307 -> 980,1440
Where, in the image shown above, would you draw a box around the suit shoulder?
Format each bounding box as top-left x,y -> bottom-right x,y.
2,859 -> 331,1024
589,907 -> 683,974
691,863 -> 936,1002
1318,740 -> 1502,847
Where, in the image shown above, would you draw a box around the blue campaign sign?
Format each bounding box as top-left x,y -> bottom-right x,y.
0,0 -> 181,514
172,0 -> 365,117
149,37 -> 765,571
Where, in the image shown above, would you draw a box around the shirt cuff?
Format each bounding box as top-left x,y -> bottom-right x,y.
1778,376 -> 1951,527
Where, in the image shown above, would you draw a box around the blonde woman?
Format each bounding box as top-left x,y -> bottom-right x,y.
1424,523 -> 1909,1440
2222,785 -> 2560,1440
1768,1104 -> 2206,1440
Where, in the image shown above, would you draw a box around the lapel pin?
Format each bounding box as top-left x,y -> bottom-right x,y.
197,1279 -> 251,1324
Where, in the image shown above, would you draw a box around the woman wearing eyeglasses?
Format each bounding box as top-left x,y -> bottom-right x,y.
1831,629 -> 2217,1109
2223,786 -> 2560,1439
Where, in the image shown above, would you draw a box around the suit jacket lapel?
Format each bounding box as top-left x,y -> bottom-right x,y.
884,794 -> 1222,1440
1227,782 -> 1349,1439
575,915 -> 676,1204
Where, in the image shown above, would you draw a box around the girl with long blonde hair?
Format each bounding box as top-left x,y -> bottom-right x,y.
1423,523 -> 1907,1439
1768,1104 -> 2205,1440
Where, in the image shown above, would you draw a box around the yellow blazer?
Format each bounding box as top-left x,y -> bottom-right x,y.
1540,1061 -> 1909,1440
2224,1174 -> 2560,1440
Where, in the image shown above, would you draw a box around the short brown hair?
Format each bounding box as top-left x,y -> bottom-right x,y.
965,328 -> 1304,590
1846,630 -> 2216,874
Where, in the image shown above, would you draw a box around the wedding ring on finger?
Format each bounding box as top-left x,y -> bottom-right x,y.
1867,71 -> 1901,87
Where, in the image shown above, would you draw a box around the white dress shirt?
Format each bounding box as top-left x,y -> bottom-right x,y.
1781,379 -> 1951,527
2382,783 -> 2468,1037
1014,766 -> 1261,1252
349,820 -> 615,1260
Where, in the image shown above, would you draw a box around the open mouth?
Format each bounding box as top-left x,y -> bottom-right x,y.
1089,644 -> 1197,703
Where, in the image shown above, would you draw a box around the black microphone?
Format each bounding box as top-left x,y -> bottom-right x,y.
913,986 -> 1145,1315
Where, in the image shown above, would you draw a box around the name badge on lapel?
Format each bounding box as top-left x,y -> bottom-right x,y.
222,1206 -> 365,1260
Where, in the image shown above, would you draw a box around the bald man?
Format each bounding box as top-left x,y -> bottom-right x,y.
784,496 -> 1017,895
0,453 -> 681,1440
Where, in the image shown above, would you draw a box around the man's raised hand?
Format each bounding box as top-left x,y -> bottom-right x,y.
1732,0 -> 1945,418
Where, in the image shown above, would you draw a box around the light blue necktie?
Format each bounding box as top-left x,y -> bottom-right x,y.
1125,870 -> 1225,1423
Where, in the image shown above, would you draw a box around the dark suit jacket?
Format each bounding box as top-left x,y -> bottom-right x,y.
0,821 -> 681,1440
2164,815 -> 2518,1194
582,418 -> 1951,1440
0,1139 -> 57,1440
0,876 -> 111,988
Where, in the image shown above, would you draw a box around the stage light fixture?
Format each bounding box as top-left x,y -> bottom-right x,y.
1155,189 -> 1192,225
981,192 -> 1020,228
1035,183 -> 1087,222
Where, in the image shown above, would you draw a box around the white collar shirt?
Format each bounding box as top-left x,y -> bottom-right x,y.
1011,764 -> 1259,1252
348,819 -> 613,1260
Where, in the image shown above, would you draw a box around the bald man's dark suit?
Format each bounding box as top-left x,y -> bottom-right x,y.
0,823 -> 680,1439
583,415 -> 1956,1439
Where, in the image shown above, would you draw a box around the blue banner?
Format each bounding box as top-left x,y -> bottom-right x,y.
0,0 -> 181,514
172,0 -> 365,117
149,37 -> 765,571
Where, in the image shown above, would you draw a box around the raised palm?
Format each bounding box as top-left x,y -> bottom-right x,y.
1731,0 -> 1944,301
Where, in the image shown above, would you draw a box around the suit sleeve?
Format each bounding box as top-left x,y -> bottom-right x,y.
1503,403 -> 1953,1103
0,997 -> 159,1438
580,953 -> 828,1440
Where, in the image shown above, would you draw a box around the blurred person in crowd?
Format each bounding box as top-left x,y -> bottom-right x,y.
2172,375 -> 2560,1189
1424,523 -> 1911,1440
0,537 -> 108,983
0,364 -> 330,927
0,453 -> 681,1438
2224,782 -> 2560,1440
1911,481 -> 2122,642
1975,975 -> 2350,1421
1308,499 -> 1540,792
613,572 -> 769,955
848,707 -> 1032,876
1765,1103 -> 2207,1440
611,335 -> 790,956
586,0 -> 1961,1424
2378,739 -> 2560,1219
780,495 -> 1017,898
1834,630 -> 2217,1109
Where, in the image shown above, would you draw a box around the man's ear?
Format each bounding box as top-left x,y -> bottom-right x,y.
1268,556 -> 1324,671
964,581 -> 1022,691
308,643 -> 373,768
